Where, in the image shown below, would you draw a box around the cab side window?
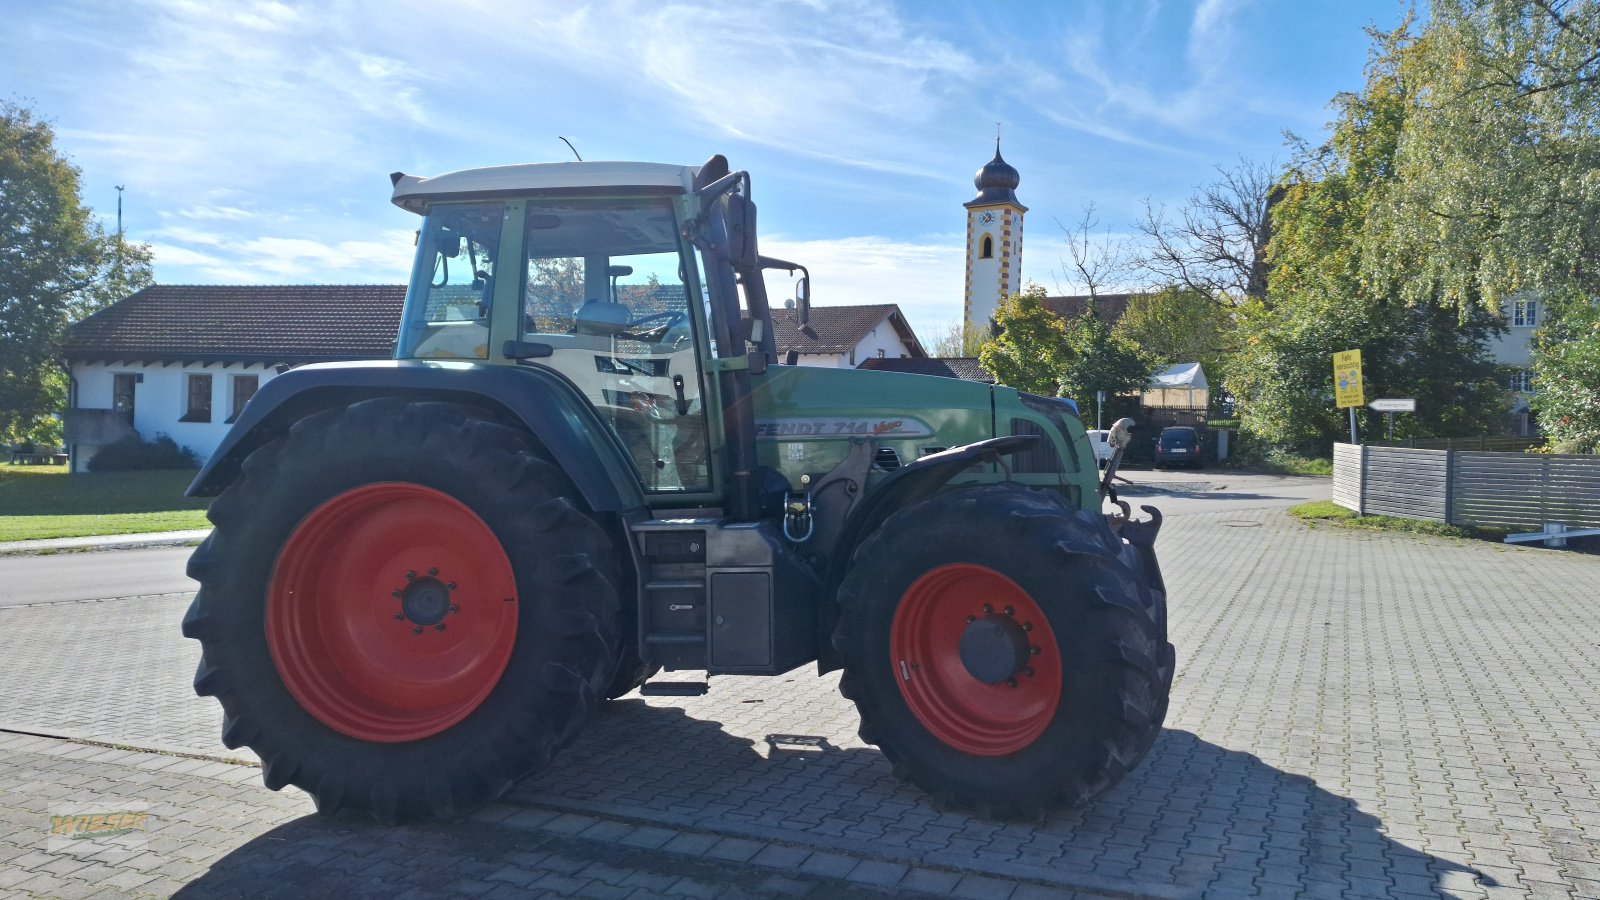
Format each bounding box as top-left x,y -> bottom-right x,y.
520,204 -> 711,493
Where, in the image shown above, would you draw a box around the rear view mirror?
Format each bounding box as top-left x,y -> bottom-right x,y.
724,195 -> 759,271
759,256 -> 810,331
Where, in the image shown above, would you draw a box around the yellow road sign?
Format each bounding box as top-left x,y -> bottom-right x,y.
1333,349 -> 1364,408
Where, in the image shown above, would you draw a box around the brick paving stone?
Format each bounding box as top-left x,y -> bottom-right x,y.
2,506 -> 1599,898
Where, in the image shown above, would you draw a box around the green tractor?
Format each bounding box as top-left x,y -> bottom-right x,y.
182,155 -> 1172,823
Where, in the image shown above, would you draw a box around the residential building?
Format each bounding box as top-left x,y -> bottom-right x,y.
62,284 -> 404,471
1492,295 -> 1542,435
771,304 -> 925,368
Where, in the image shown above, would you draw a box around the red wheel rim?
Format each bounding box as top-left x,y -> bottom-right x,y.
266,483 -> 518,743
890,564 -> 1062,756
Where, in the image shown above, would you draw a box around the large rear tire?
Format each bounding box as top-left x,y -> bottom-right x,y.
183,399 -> 622,822
834,485 -> 1172,819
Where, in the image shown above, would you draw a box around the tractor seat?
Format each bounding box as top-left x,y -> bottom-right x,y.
574,299 -> 630,335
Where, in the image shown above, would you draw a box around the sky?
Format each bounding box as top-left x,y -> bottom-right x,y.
2,0 -> 1414,337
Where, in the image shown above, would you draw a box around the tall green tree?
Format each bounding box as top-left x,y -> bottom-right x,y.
1236,18 -> 1513,452
979,287 -> 1072,397
1365,0 -> 1600,314
1533,299 -> 1600,453
979,285 -> 1149,405
1,102 -> 152,444
1056,303 -> 1150,407
1351,1 -> 1600,452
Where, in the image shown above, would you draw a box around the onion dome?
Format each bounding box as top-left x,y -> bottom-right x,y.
965,142 -> 1025,209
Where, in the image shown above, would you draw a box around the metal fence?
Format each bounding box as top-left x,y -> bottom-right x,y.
1333,444 -> 1600,532
1374,435 -> 1543,453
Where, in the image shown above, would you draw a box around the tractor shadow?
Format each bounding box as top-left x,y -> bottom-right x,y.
509,699 -> 1487,897
178,702 -> 1489,898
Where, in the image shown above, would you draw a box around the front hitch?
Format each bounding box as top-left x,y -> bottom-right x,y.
1107,500 -> 1165,598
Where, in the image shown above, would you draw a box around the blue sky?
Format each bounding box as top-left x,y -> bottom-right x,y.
3,0 -> 1412,336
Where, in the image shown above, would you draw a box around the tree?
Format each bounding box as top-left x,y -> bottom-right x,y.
979,287 -> 1073,396
979,285 -> 1150,405
1363,0 -> 1600,315
525,255 -> 584,332
1057,203 -> 1130,300
1532,298 -> 1600,453
1232,19 -> 1513,453
1114,287 -> 1233,385
1,102 -> 152,444
1056,304 -> 1150,408
927,320 -> 988,357
1134,158 -> 1277,303
1352,0 -> 1600,452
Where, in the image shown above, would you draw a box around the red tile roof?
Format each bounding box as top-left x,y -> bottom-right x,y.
1040,293 -> 1138,323
64,284 -> 405,364
771,304 -> 925,357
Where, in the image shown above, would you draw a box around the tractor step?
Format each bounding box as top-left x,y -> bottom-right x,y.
639,680 -> 709,697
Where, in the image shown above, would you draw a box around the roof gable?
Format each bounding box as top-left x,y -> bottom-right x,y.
771,304 -> 925,357
64,284 -> 406,364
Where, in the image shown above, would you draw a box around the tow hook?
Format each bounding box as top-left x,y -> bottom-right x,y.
1107,500 -> 1165,596
783,491 -> 814,542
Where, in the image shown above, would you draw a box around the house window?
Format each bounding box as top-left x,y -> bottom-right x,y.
181,373 -> 213,423
979,235 -> 994,259
112,373 -> 141,414
228,375 -> 259,423
1509,369 -> 1535,393
1513,299 -> 1538,327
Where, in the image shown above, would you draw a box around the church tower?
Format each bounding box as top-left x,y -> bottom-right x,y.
963,141 -> 1026,336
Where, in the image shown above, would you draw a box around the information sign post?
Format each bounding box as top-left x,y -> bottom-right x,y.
1333,349 -> 1365,444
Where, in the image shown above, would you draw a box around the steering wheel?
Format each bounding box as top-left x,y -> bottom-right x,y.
627,310 -> 687,330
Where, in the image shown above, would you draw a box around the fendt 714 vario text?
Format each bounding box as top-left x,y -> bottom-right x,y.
182,156 -> 1173,823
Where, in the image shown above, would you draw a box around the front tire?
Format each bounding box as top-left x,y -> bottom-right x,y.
834,485 -> 1172,819
183,399 -> 622,822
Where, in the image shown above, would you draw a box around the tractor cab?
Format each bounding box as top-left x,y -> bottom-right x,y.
390,157 -> 797,507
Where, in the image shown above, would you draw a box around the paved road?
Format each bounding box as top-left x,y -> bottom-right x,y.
1108,469 -> 1331,517
2,506 -> 1597,898
0,546 -> 195,608
0,474 -> 1323,612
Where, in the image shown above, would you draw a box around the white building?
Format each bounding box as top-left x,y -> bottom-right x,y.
771,304 -> 925,368
63,284 -> 404,471
1489,294 -> 1542,435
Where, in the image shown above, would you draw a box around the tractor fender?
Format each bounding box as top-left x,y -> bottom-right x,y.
816,434 -> 1109,673
186,360 -> 647,514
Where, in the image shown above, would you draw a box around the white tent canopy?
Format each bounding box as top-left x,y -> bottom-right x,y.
1142,362 -> 1209,410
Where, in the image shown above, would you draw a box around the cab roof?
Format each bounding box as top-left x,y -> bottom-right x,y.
390,161 -> 700,214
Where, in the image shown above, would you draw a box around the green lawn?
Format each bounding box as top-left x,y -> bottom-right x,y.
1288,499 -> 1482,539
1222,452 -> 1334,477
0,465 -> 211,542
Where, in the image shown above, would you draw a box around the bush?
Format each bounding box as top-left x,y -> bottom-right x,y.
87,434 -> 199,472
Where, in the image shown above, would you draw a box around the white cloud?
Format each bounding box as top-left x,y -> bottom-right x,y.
483,0 -> 979,180
150,228 -> 416,284
1050,0 -> 1251,141
760,234 -> 965,337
